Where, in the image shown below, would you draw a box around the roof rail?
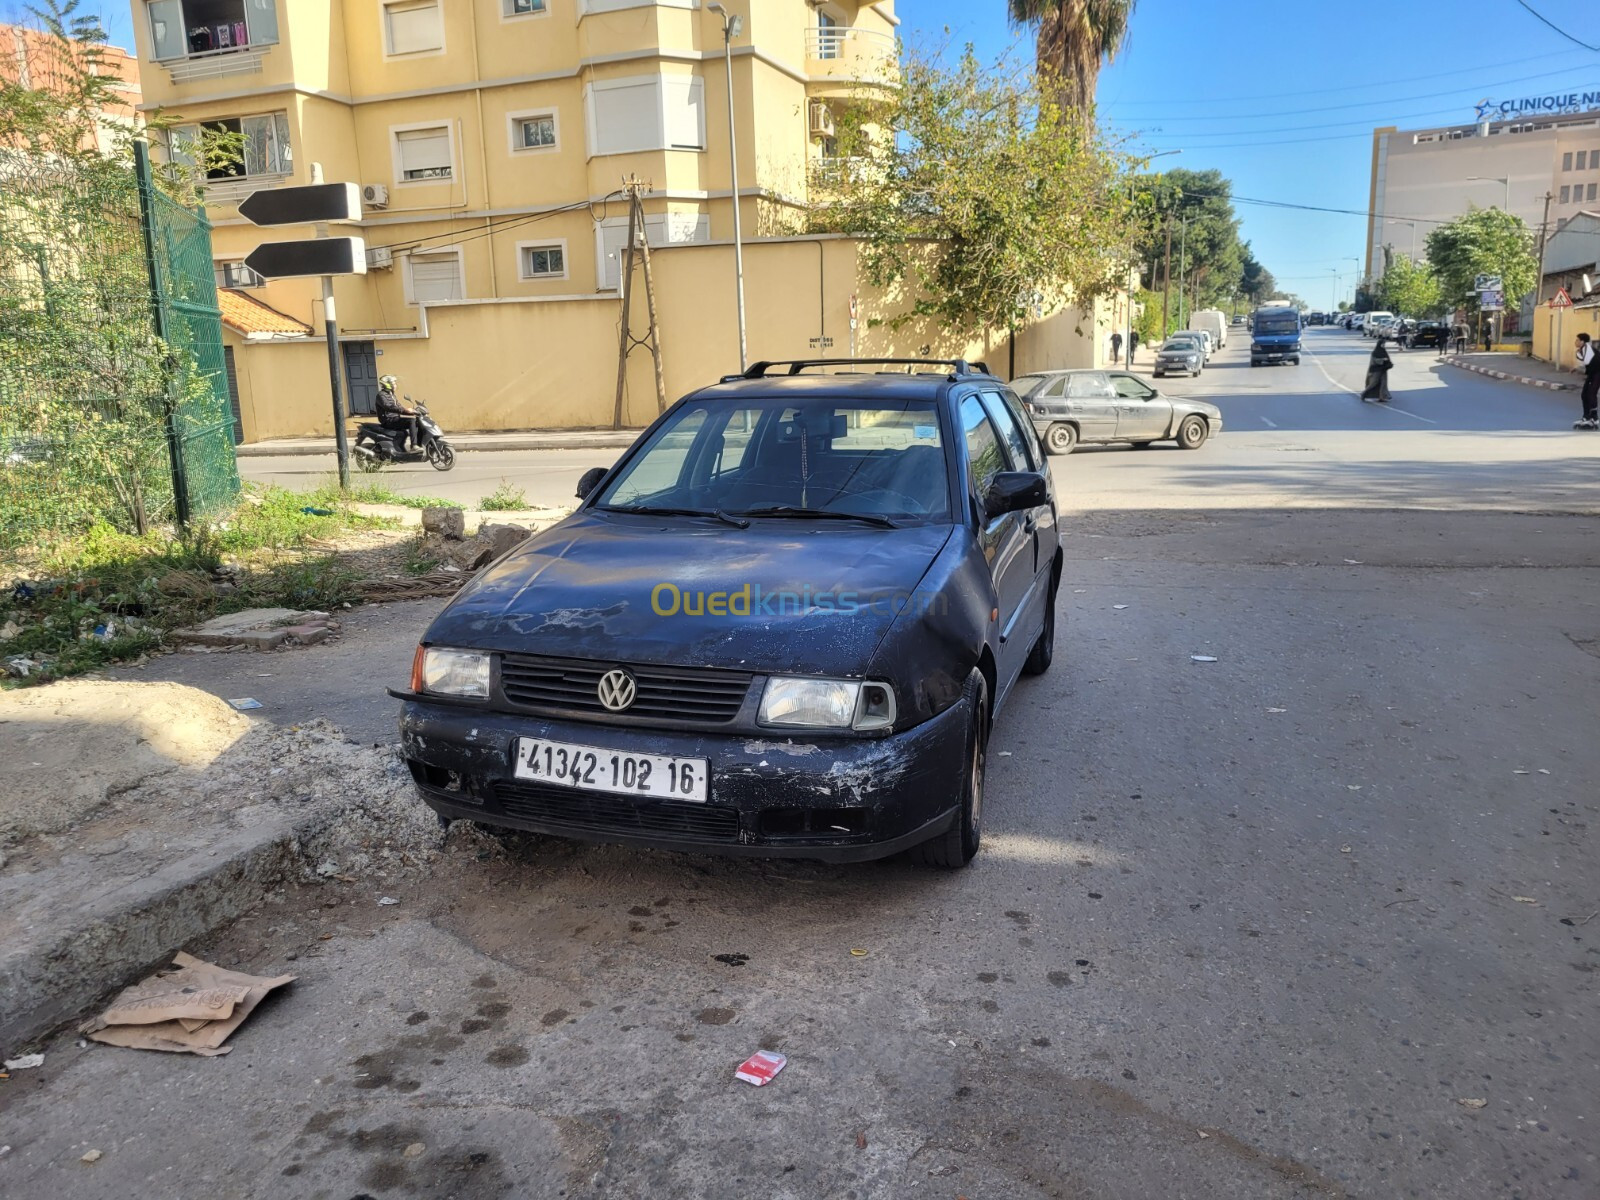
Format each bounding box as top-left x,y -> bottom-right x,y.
740,357 -> 993,381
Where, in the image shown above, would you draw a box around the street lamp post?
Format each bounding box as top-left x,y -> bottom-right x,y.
707,3 -> 747,370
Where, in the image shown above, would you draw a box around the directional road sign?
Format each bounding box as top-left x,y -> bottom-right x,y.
239,182 -> 361,227
244,236 -> 367,280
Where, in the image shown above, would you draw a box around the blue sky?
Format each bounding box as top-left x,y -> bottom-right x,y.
910,0 -> 1598,307
40,0 -> 1600,308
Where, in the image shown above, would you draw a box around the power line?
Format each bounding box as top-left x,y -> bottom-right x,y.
1513,0 -> 1600,53
366,194 -> 622,256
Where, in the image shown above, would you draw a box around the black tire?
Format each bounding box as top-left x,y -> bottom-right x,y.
429,441 -> 456,471
353,444 -> 385,473
1153,371 -> 1164,378
1177,415 -> 1208,450
1022,577 -> 1056,676
1044,423 -> 1078,456
1130,441 -> 1154,449
911,672 -> 988,868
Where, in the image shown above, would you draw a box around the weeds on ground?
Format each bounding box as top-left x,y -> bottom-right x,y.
478,480 -> 528,511
1,484 -> 390,686
338,481 -> 456,509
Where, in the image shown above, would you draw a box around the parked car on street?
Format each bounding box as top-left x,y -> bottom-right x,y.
1010,368 -> 1222,455
1152,335 -> 1205,378
1410,321 -> 1449,349
1188,309 -> 1228,350
395,358 -> 1062,868
1231,315 -> 1246,326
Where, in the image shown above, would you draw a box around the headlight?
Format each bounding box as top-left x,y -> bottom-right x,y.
416,646 -> 491,698
758,677 -> 897,731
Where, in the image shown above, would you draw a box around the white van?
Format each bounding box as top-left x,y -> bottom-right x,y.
1188,309 -> 1228,351
1361,311 -> 1395,337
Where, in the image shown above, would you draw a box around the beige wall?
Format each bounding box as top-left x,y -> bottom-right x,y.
1531,301 -> 1600,367
228,233 -> 1118,441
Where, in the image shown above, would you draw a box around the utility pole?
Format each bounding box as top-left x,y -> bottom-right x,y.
1177,214 -> 1189,331
708,3 -> 747,369
1534,190 -> 1555,362
612,176 -> 667,429
1161,214 -> 1173,337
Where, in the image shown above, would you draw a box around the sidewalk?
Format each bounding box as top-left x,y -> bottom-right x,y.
236,427 -> 643,458
1442,351 -> 1578,392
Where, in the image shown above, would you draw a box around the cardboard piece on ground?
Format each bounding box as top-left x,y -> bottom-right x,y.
81,952 -> 294,1055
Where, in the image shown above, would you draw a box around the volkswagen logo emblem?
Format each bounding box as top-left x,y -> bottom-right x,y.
597,668 -> 637,712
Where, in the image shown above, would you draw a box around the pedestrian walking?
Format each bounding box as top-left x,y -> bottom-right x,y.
1360,336 -> 1393,402
1109,330 -> 1123,365
1575,333 -> 1599,430
1452,321 -> 1468,355
1129,330 -> 1140,364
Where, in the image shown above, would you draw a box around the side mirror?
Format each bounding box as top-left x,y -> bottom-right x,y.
985,471 -> 1048,517
575,466 -> 607,501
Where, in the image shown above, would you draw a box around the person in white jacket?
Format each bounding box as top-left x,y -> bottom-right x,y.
1575,334 -> 1598,430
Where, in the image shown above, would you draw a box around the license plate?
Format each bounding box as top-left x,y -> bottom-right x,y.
512,738 -> 709,804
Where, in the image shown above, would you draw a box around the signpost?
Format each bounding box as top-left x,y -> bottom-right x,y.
1550,286 -> 1573,365
240,170 -> 364,487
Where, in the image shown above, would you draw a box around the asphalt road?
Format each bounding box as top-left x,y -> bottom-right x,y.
9,329 -> 1600,1198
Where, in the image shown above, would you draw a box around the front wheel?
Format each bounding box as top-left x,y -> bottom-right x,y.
428,441 -> 456,471
1178,415 -> 1209,450
1044,423 -> 1078,456
911,671 -> 988,868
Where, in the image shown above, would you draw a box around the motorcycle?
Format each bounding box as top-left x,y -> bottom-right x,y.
353,399 -> 455,471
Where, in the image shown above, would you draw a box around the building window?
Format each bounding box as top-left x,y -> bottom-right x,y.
505,0 -> 546,13
595,211 -> 708,289
394,125 -> 452,182
585,74 -> 705,157
1563,151 -> 1573,171
518,242 -> 566,280
514,113 -> 557,150
1580,150 -> 1590,170
170,112 -> 291,179
1560,184 -> 1571,204
215,260 -> 264,289
146,0 -> 279,60
1589,183 -> 1597,203
816,10 -> 840,59
406,249 -> 463,304
383,0 -> 443,56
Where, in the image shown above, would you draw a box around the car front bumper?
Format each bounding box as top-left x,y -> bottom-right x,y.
396,693 -> 971,862
1250,345 -> 1299,362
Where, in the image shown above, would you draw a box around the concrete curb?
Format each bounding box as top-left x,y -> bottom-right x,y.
236,431 -> 640,458
0,814 -> 305,1050
1442,357 -> 1576,392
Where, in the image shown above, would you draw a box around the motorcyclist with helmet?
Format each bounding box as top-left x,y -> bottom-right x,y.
375,374 -> 415,453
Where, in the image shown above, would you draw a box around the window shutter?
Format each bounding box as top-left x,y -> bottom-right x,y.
662,77 -> 705,150
386,1 -> 443,55
589,80 -> 661,155
410,253 -> 462,303
396,127 -> 451,179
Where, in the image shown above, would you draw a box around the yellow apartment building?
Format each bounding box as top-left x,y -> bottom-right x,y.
129,0 -> 1119,441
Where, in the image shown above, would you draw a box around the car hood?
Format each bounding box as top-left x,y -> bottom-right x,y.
425,511 -> 956,676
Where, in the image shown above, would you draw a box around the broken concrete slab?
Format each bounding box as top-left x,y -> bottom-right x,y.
283,623 -> 332,647
172,608 -> 334,651
419,506 -> 465,540
477,523 -> 532,560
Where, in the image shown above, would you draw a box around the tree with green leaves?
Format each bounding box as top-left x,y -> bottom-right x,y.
1375,255 -> 1443,318
1131,168 -> 1246,316
810,45 -> 1142,342
1007,0 -> 1137,122
1238,248 -> 1275,309
1423,207 -> 1538,313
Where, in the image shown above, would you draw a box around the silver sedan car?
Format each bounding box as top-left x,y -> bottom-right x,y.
1010,368 -> 1223,455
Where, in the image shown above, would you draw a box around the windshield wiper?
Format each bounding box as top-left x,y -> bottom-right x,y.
602,505 -> 749,528
737,505 -> 900,529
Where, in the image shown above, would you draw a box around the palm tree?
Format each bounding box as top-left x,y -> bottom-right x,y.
1007,0 -> 1135,121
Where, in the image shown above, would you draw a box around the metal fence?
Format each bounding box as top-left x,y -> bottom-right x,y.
0,143 -> 238,552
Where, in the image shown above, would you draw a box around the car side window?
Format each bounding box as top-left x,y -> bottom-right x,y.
978,389 -> 1037,471
1067,373 -> 1114,399
1110,374 -> 1155,400
1040,377 -> 1067,398
958,395 -> 1007,504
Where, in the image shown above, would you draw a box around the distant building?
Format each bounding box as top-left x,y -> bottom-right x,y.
1366,103 -> 1600,284
0,22 -> 142,152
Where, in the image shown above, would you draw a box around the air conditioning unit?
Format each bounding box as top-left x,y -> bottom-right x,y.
362,183 -> 389,210
366,245 -> 393,271
808,102 -> 836,139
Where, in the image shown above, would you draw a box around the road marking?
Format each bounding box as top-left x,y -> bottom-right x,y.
1306,348 -> 1437,423
1260,417 -> 1277,427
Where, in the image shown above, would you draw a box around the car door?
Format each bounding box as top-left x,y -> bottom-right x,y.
959,394 -> 1034,685
1109,373 -> 1172,440
980,387 -> 1054,637
1066,372 -> 1118,441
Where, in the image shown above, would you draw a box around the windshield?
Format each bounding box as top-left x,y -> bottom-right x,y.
1162,339 -> 1197,350
1253,313 -> 1300,336
596,396 -> 952,522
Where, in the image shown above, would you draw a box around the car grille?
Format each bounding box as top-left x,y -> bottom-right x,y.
493,781 -> 739,841
498,654 -> 753,723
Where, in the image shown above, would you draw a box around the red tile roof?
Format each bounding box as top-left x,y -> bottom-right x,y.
218,289 -> 311,336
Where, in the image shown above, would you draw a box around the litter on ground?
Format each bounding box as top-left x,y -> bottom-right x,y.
735,1050 -> 787,1086
79,952 -> 294,1056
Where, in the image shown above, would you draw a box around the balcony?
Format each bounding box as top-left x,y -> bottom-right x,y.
158,44 -> 269,85
201,171 -> 289,207
812,155 -> 871,189
803,26 -> 898,93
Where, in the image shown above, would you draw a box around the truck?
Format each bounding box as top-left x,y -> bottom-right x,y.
1250,306 -> 1302,367
1188,309 -> 1228,351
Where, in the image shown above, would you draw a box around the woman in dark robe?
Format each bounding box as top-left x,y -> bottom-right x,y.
1361,336 -> 1393,402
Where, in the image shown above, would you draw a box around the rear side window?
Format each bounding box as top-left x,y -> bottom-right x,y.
959,395 -> 1006,500
1067,373 -> 1115,399
979,389 -> 1037,471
